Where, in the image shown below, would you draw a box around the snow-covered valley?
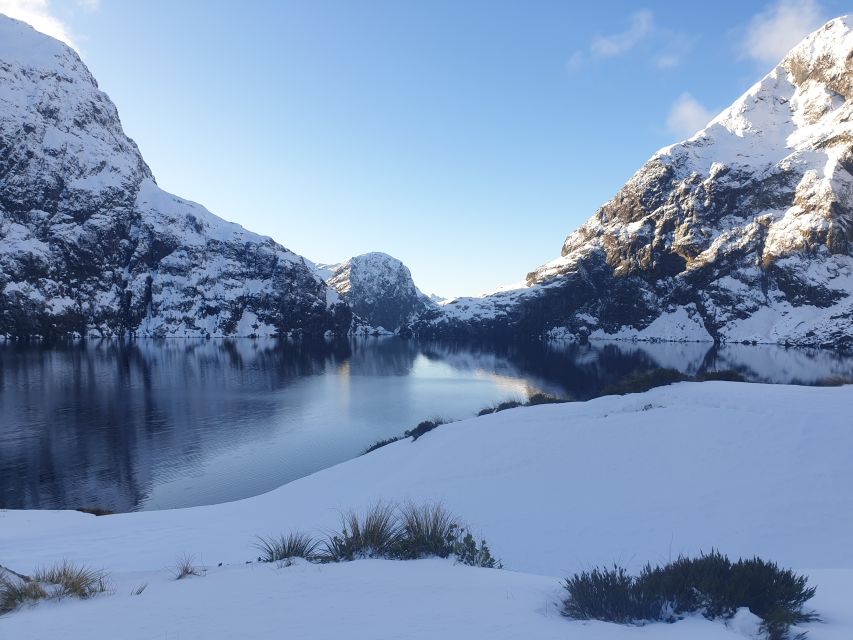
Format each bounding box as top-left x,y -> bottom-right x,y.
2,382 -> 852,639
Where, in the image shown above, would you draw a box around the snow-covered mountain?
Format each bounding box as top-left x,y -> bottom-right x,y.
310,252 -> 434,332
0,16 -> 350,338
417,17 -> 853,350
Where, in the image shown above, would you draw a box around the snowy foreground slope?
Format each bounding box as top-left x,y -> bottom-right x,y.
2,383 -> 852,639
417,17 -> 853,350
0,16 -> 350,338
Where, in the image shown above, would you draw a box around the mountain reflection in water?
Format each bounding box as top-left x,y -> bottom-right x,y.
1,338 -> 850,512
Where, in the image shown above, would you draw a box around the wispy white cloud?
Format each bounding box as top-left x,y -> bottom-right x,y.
0,0 -> 95,50
590,10 -> 654,57
741,0 -> 827,64
568,9 -> 691,71
666,92 -> 715,138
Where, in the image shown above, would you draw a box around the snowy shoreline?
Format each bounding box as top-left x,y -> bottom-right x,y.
2,382 -> 852,639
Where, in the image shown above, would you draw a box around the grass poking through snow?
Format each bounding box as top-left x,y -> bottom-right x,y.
255,532 -> 319,563
1,562 -> 110,615
171,554 -> 203,580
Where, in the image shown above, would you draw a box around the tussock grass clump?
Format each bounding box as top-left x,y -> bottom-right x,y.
33,561 -> 110,600
396,502 -> 459,560
316,501 -> 501,567
362,436 -> 400,455
255,532 -> 319,563
1,575 -> 47,615
562,551 -> 817,640
1,562 -> 110,615
404,417 -> 449,441
171,554 -> 203,580
320,502 -> 403,562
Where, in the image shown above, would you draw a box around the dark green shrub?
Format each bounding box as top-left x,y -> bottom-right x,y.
525,392 -> 565,406
494,400 -> 523,412
362,436 -> 400,454
601,368 -> 687,395
814,376 -> 852,387
563,566 -> 639,623
729,558 -> 818,640
636,550 -> 733,619
75,506 -> 115,516
694,370 -> 747,382
561,552 -> 817,639
405,418 -> 448,441
255,532 -> 319,563
453,529 -> 501,568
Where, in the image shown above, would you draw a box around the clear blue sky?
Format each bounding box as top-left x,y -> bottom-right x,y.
5,0 -> 850,297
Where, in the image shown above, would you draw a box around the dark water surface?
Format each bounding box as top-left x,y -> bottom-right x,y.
1,338 -> 851,512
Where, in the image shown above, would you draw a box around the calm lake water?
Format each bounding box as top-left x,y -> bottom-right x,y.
1,338 -> 851,512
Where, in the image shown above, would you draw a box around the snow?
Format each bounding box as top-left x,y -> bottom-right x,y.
0,16 -> 76,71
0,14 -> 343,339
421,16 -> 853,348
1,382 -> 851,638
590,305 -> 713,342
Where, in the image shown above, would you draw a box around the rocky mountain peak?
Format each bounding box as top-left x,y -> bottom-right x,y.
316,252 -> 433,331
0,15 -> 349,338
418,16 -> 853,349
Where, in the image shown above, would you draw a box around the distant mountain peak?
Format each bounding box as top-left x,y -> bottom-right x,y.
311,252 -> 433,331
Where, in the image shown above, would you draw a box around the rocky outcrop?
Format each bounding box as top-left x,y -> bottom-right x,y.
416,16 -> 853,350
0,16 -> 350,338
312,252 -> 433,332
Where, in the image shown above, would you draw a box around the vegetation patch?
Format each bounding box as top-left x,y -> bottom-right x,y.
255,532 -> 319,563
171,554 -> 204,580
452,529 -> 501,568
396,502 -> 459,560
602,368 -> 748,395
1,562 -> 110,615
478,392 -> 566,416
312,501 -> 501,567
815,375 -> 853,387
362,436 -> 401,454
75,506 -> 115,516
562,551 -> 817,640
404,417 -> 450,441
320,502 -> 404,562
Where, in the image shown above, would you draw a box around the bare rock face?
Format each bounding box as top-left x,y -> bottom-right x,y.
312,252 -> 433,332
417,17 -> 853,349
0,17 -> 350,338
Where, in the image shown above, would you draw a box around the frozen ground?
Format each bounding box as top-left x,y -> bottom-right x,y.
1,382 -> 852,639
